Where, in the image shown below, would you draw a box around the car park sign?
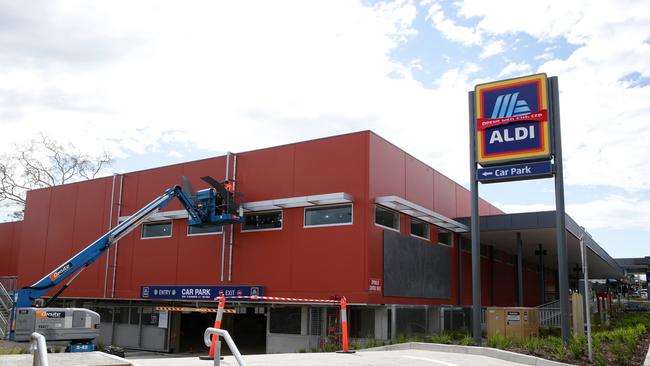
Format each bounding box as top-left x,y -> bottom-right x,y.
475,73 -> 551,166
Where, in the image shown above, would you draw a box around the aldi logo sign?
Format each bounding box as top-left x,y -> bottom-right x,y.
475,73 -> 551,166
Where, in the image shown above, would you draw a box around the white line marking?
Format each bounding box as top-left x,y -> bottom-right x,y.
402,355 -> 460,366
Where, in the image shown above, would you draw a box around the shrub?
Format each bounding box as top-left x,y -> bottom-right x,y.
426,333 -> 452,344
521,337 -> 543,355
568,335 -> 586,360
460,335 -> 475,346
486,334 -> 511,349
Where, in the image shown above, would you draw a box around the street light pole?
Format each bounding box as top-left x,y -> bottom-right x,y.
579,228 -> 593,363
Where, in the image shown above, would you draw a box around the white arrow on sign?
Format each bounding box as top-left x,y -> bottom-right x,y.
481,171 -> 493,177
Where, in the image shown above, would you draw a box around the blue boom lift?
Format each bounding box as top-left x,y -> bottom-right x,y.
10,176 -> 243,350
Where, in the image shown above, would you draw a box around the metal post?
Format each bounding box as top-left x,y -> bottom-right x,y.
228,154 -> 238,281
550,76 -> 570,344
111,175 -> 124,298
220,152 -> 231,282
30,332 -> 49,366
580,230 -> 592,362
517,232 -> 524,306
468,90 -> 482,345
537,244 -> 546,304
104,173 -> 117,298
203,328 -> 247,366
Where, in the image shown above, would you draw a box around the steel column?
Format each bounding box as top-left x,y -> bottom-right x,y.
469,90 -> 482,345
517,232 -> 524,306
550,76 -> 570,344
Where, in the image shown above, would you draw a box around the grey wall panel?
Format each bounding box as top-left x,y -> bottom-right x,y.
384,230 -> 451,299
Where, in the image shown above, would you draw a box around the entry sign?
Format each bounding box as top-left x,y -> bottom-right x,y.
475,73 -> 551,166
477,161 -> 553,183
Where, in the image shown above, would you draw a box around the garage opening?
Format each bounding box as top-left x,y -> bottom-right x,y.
231,311 -> 267,354
179,308 -> 266,355
179,312 -> 214,353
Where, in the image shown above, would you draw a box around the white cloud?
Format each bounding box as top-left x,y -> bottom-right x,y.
480,40 -> 505,59
497,61 -> 531,77
426,1 -> 481,45
496,196 -> 650,231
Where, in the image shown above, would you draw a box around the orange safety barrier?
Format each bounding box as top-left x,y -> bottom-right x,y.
220,294 -> 355,353
338,296 -> 354,353
200,295 -> 226,360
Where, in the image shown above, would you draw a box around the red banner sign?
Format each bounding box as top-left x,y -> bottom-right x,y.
477,110 -> 548,130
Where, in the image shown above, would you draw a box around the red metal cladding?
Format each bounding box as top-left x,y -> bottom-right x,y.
0,221 -> 21,276
4,131 -> 508,306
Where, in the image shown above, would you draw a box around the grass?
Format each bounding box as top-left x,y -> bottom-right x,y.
0,347 -> 29,355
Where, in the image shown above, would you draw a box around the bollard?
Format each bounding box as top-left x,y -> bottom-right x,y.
336,297 -> 355,354
200,295 -> 226,360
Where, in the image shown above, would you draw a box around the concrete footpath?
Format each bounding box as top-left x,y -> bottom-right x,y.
130,349 -> 531,366
129,343 -> 573,366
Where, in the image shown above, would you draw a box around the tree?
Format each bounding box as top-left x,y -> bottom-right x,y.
0,134 -> 112,220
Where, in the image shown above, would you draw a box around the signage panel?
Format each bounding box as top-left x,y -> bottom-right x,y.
475,73 -> 551,166
140,285 -> 264,300
477,161 -> 553,183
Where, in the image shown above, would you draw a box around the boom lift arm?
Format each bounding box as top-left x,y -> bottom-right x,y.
15,180 -> 241,309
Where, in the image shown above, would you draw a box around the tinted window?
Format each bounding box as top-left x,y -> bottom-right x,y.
269,307 -> 301,334
305,204 -> 352,226
142,222 -> 172,238
188,224 -> 223,235
242,211 -> 282,231
437,228 -> 452,246
410,219 -> 429,239
461,237 -> 471,252
375,206 -> 399,230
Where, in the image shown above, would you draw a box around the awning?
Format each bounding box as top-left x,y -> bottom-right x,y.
241,192 -> 353,212
375,195 -> 469,233
455,211 -> 625,280
119,192 -> 354,222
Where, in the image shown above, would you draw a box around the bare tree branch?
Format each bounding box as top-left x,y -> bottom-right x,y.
0,134 -> 113,220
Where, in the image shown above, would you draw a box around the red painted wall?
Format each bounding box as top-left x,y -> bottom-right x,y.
13,131 -> 507,305
16,177 -> 114,298
0,221 -> 21,276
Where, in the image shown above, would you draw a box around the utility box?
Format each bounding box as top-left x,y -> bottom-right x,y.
487,307 -> 539,338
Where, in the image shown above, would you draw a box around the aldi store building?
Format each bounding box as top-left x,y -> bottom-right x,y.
0,131 -> 624,353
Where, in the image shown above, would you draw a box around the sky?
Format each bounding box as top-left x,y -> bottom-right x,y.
0,0 -> 648,258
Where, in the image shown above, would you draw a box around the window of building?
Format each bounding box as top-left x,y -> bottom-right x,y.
375,205 -> 399,231
242,210 -> 283,231
142,222 -> 172,239
437,228 -> 452,246
94,307 -> 113,323
188,224 -> 223,236
461,237 -> 471,252
130,307 -> 140,325
114,307 -> 129,324
493,249 -> 502,262
410,219 -> 429,239
350,307 -> 375,338
269,307 -> 301,334
141,307 -> 159,326
305,204 -> 353,227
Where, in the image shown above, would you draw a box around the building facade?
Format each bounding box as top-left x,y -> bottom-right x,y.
0,131 -> 561,353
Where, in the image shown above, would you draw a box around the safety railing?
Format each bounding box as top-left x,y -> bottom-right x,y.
203,327 -> 246,366
538,299 -> 561,328
0,281 -> 13,339
30,332 -> 49,366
